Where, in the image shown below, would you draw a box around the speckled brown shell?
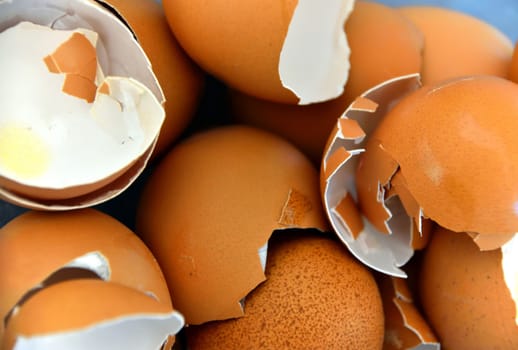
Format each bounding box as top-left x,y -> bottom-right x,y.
185,232 -> 384,349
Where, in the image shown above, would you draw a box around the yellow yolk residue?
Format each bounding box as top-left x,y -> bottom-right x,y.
0,124 -> 50,179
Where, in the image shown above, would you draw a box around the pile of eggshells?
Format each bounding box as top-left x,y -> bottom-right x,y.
1,0 -> 517,349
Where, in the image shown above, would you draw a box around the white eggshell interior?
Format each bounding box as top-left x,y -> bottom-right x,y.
0,22 -> 164,189
12,312 -> 184,350
279,0 -> 354,105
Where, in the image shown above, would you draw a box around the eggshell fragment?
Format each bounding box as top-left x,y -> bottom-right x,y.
163,0 -> 354,105
419,227 -> 518,349
136,125 -> 329,325
320,73 -> 421,277
399,6 -> 513,85
3,279 -> 184,350
0,209 -> 172,341
380,276 -> 439,350
186,232 -> 384,349
278,0 -> 353,104
0,0 -> 166,209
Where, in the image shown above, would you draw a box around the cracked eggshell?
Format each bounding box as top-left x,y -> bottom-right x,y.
0,208 -> 172,341
419,227 -> 518,349
229,0 -> 423,165
399,6 -> 513,85
186,232 -> 384,349
0,0 -> 166,209
3,279 -> 184,350
136,125 -> 329,325
320,73 -> 422,277
97,0 -> 205,157
379,275 -> 439,350
162,0 -> 354,105
362,75 -> 518,239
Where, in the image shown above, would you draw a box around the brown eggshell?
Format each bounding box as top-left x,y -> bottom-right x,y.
98,0 -> 205,157
136,125 -> 329,325
509,42 -> 518,83
320,74 -> 422,277
343,0 -> 424,106
419,227 -> 518,349
230,89 -> 348,165
3,279 -> 183,350
367,75 -> 518,237
161,0 -> 352,105
0,146 -> 152,210
0,208 -> 172,340
186,232 -> 384,349
229,0 -> 423,164
379,275 -> 439,350
399,6 -> 513,85
0,0 -> 166,209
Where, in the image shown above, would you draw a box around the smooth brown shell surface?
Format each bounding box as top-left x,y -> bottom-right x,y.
136,125 -> 328,325
419,227 -> 518,349
399,6 -> 513,85
161,0 -> 298,103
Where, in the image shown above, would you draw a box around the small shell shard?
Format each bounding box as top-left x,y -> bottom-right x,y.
278,188 -> 313,227
44,31 -> 99,102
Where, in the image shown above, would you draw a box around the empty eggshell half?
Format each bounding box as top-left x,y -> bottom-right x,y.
0,209 -> 173,341
163,0 -> 354,105
321,73 -> 422,277
3,279 -> 184,350
136,125 -> 329,325
322,73 -> 518,277
0,0 -> 165,209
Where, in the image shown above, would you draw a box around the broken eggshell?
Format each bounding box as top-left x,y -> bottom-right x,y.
322,73 -> 518,277
0,0 -> 165,209
162,0 -> 354,105
185,232 -> 385,349
2,279 -> 184,350
229,0 -> 425,166
357,75 -> 518,248
379,275 -> 439,350
0,209 -> 174,342
136,125 -> 329,325
321,73 -> 422,277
